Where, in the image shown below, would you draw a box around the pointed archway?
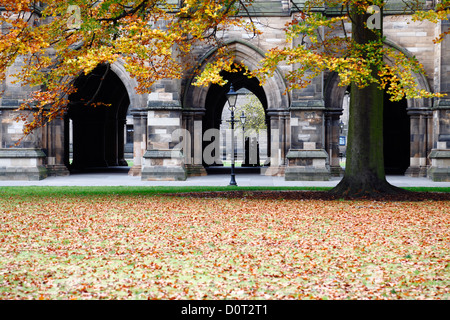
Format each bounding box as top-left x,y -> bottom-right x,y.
67,64 -> 130,170
183,40 -> 290,176
203,69 -> 268,172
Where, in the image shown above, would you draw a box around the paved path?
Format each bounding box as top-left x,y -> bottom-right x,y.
0,169 -> 449,187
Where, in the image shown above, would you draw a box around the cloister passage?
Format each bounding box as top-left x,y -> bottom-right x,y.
203,70 -> 269,171
67,64 -> 130,170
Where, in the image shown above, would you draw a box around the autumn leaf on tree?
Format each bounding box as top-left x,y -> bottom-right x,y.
0,0 -> 256,135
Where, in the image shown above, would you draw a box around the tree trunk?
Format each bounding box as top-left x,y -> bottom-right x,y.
330,4 -> 406,197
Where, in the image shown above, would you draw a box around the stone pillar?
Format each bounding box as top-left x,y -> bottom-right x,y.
141,106 -> 187,181
406,109 -> 432,177
281,111 -> 290,163
261,109 -> 288,176
128,109 -> 147,176
284,42 -> 329,180
183,109 -> 207,176
428,104 -> 450,181
140,75 -> 186,180
427,19 -> 450,181
42,117 -> 69,176
285,101 -> 330,181
419,112 -> 427,173
426,110 -> 433,166
0,111 -> 2,148
325,109 -> 344,177
407,111 -> 421,176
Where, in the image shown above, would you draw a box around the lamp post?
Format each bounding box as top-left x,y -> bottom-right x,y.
226,84 -> 238,186
240,111 -> 246,164
339,120 -> 345,163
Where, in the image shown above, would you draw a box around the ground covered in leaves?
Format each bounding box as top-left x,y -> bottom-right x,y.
0,190 -> 449,299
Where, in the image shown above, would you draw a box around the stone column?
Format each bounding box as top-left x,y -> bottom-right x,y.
428,104 -> 450,181
325,109 -> 344,177
141,106 -> 187,181
406,109 -> 432,177
43,117 -> 70,176
284,43 -> 329,180
426,111 -> 433,165
140,74 -> 186,180
427,19 -> 450,181
261,109 -> 288,176
280,111 -> 290,163
183,109 -> 207,176
285,101 -> 330,181
128,109 -> 147,176
407,111 -> 421,176
0,111 -> 3,148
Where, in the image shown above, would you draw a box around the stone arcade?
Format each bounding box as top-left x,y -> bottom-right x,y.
1,1 -> 450,181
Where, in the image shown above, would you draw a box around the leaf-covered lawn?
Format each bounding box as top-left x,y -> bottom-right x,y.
0,190 -> 449,299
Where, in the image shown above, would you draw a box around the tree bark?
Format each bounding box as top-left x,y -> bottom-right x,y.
330,4 -> 406,197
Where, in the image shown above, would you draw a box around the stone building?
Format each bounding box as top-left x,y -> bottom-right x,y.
1,1 -> 449,181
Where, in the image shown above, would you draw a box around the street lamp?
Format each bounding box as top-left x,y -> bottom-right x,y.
227,84 -> 238,186
240,111 -> 247,126
339,120 -> 344,134
240,111 -> 246,164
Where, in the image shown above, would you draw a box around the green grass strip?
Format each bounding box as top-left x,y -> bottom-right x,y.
0,186 -> 448,197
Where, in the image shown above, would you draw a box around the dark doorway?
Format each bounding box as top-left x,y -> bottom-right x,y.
67,64 -> 130,170
383,92 -> 410,175
203,69 -> 268,173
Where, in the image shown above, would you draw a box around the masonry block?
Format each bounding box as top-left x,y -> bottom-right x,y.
0,148 -> 47,180
285,149 -> 330,181
141,149 -> 187,181
428,149 -> 450,181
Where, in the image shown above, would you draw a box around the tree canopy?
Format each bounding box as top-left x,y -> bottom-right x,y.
253,0 -> 447,101
0,0 -> 253,134
233,94 -> 267,133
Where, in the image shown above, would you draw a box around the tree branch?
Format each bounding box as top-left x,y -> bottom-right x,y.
84,63 -> 110,106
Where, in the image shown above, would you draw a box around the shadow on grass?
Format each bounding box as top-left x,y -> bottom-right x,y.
0,186 -> 449,201
165,189 -> 450,202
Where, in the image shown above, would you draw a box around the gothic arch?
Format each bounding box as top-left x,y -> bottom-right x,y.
183,40 -> 290,111
181,40 -> 290,172
110,59 -> 148,109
